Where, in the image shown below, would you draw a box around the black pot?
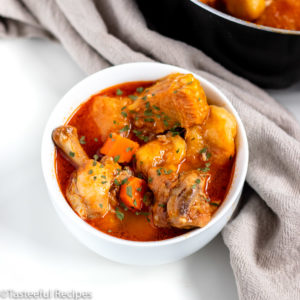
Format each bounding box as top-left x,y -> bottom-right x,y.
136,0 -> 300,88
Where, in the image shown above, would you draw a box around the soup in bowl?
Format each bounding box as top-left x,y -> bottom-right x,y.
41,62 -> 248,265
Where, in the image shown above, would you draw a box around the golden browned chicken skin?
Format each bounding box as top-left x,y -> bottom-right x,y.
52,125 -> 127,219
128,73 -> 209,135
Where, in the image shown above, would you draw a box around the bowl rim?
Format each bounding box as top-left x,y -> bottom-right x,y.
189,0 -> 300,36
41,62 -> 249,248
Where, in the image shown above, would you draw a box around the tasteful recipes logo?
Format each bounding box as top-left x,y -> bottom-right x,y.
0,290 -> 92,300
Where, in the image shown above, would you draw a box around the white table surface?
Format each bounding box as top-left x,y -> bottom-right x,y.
0,39 -> 299,300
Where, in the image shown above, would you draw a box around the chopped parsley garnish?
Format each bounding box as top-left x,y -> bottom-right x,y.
148,177 -> 153,183
114,155 -> 120,162
129,95 -> 138,101
136,187 -> 142,192
158,203 -> 166,208
88,169 -> 93,174
121,178 -> 128,185
126,147 -> 133,152
94,138 -> 98,142
101,181 -> 107,184
121,111 -> 128,118
136,87 -> 144,93
191,184 -> 196,189
116,210 -> 124,221
69,151 -> 75,157
108,229 -> 112,233
200,147 -> 208,154
93,154 -> 99,161
195,179 -> 201,184
164,169 -> 173,175
173,90 -> 178,94
120,125 -> 129,132
156,168 -> 162,176
93,176 -> 97,180
142,96 -> 147,101
176,148 -> 180,153
187,81 -> 193,85
79,136 -> 86,144
99,203 -> 103,208
126,185 -> 133,198
99,163 -> 104,168
114,179 -> 120,186
92,161 -> 97,166
101,175 -> 106,179
145,118 -> 155,123
143,194 -> 148,204
133,199 -> 137,207
144,109 -> 153,116
116,88 -> 123,96
210,202 -> 220,207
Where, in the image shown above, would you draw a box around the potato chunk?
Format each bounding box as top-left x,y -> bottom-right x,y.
91,95 -> 131,143
224,0 -> 265,20
203,105 -> 237,164
135,134 -> 186,176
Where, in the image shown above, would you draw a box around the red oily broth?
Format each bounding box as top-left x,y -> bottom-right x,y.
55,81 -> 235,241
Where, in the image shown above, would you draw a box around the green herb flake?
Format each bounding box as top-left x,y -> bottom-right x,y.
148,177 -> 153,183
114,179 -> 120,186
187,81 -> 193,85
145,118 -> 155,123
116,210 -> 124,221
136,187 -> 142,192
108,229 -> 112,233
101,181 -> 107,184
152,105 -> 160,110
101,175 -> 106,179
69,151 -> 75,158
156,168 -> 162,176
210,202 -> 220,207
79,136 -> 86,145
158,203 -> 166,208
88,169 -> 93,175
173,90 -> 178,94
176,148 -> 180,153
116,88 -> 123,96
92,161 -> 97,166
143,194 -> 148,204
126,185 -> 133,198
133,199 -> 137,207
136,87 -> 144,93
195,179 -> 201,184
113,120 -> 117,124
99,163 -> 104,168
126,147 -> 133,152
99,203 -> 103,208
93,176 -> 97,180
114,155 -> 120,162
142,96 -> 147,101
191,184 -> 196,189
129,95 -> 138,101
121,178 -> 128,185
121,111 -> 128,118
120,125 -> 129,132
164,169 -> 173,175
93,154 -> 99,161
200,147 -> 208,154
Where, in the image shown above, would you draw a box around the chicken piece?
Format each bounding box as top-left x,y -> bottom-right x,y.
224,0 -> 266,20
128,73 -> 209,134
203,105 -> 237,164
167,171 -> 211,229
148,166 -> 178,227
91,95 -> 132,143
135,134 -> 186,176
52,126 -> 121,219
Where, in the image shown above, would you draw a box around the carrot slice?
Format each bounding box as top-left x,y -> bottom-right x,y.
100,133 -> 139,163
119,177 -> 147,211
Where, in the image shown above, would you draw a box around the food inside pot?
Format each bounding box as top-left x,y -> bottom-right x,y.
199,0 -> 300,31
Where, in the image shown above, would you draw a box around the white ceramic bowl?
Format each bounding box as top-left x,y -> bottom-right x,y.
41,62 -> 248,265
